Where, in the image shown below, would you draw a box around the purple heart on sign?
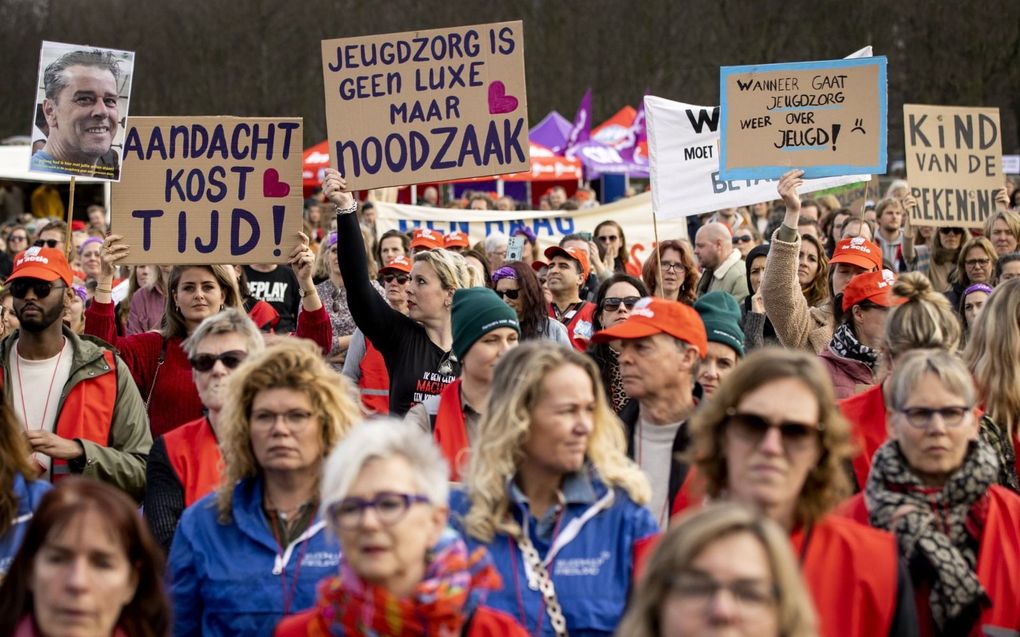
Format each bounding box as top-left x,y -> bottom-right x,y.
488,81 -> 519,115
263,168 -> 290,198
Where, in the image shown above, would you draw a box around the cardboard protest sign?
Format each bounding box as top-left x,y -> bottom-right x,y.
321,21 -> 530,190
29,41 -> 136,181
904,105 -> 1004,229
111,117 -> 303,264
719,56 -> 887,180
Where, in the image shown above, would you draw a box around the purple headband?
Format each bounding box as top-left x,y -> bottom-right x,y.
78,236 -> 103,255
72,285 -> 87,304
491,266 -> 517,284
324,232 -> 338,250
512,226 -> 536,244
963,283 -> 993,297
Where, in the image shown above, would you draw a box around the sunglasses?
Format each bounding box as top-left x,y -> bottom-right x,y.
189,350 -> 247,372
8,235 -> 26,243
732,235 -> 754,244
9,279 -> 65,300
382,273 -> 410,284
939,228 -> 965,236
495,288 -> 521,300
603,296 -> 640,312
33,239 -> 60,248
725,409 -> 820,448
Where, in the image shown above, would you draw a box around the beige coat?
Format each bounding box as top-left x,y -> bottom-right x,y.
761,228 -> 834,354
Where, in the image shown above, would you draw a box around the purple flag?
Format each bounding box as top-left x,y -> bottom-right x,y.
618,98 -> 646,163
565,88 -> 592,150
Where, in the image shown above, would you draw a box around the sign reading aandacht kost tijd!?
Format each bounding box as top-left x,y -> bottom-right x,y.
719,56 -> 887,180
321,21 -> 530,190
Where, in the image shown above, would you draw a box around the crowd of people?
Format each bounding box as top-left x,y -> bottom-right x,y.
0,163 -> 1018,637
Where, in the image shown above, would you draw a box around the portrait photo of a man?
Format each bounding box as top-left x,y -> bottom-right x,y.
29,42 -> 135,182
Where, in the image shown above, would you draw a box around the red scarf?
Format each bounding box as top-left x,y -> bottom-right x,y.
434,379 -> 469,481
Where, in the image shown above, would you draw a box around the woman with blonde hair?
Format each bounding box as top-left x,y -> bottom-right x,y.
325,168 -> 471,415
451,342 -> 658,636
945,236 -> 997,309
966,277 -> 1020,484
687,348 -> 918,637
619,502 -> 818,637
166,339 -> 360,636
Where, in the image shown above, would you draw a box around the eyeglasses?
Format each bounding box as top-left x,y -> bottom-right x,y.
495,288 -> 521,300
9,279 -> 65,300
965,258 -> 991,268
602,296 -> 640,312
670,571 -> 778,608
33,239 -> 60,248
939,228 -> 965,236
250,408 -> 315,430
661,261 -> 685,273
189,350 -> 247,372
596,234 -> 619,243
382,273 -> 410,285
896,406 -> 972,428
327,492 -> 431,530
725,409 -> 821,449
732,235 -> 754,244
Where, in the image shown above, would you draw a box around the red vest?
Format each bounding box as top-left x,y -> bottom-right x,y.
838,383 -> 887,488
163,416 -> 223,506
358,338 -> 390,415
839,487 -> 1020,636
548,301 -> 595,351
274,605 -> 529,637
669,466 -> 706,519
791,515 -> 898,637
433,379 -> 469,481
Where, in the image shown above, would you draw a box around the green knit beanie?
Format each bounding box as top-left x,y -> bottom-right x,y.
693,291 -> 745,357
452,288 -> 520,360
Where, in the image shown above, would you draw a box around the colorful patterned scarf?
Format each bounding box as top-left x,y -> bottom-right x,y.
312,528 -> 501,636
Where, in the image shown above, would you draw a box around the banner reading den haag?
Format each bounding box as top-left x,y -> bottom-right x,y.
321,21 -> 530,190
719,56 -> 887,181
111,116 -> 303,265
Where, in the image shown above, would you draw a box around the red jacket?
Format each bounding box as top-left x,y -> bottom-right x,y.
839,487 -> 1020,636
838,383 -> 888,489
274,605 -> 529,637
162,416 -> 222,507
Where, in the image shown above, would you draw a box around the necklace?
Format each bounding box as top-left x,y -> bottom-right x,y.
16,338 -> 66,433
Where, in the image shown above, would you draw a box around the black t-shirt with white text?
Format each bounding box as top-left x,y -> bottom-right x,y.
243,265 -> 301,333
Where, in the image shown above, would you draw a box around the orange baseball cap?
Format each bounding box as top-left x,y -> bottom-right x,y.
411,228 -> 445,250
379,255 -> 412,274
543,245 -> 590,279
590,297 -> 708,357
531,259 -> 549,272
8,247 -> 73,286
841,269 -> 905,311
444,230 -> 470,249
830,236 -> 882,271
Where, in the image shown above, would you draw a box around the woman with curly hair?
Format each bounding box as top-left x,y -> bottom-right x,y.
450,342 -> 658,636
166,339 -> 361,636
641,239 -> 699,305
686,348 -> 919,637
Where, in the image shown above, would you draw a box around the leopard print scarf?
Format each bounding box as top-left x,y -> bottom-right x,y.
865,440 -> 996,632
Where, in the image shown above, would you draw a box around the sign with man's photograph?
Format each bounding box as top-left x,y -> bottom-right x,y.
28,41 -> 136,181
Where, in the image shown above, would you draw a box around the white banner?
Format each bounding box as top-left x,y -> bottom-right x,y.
646,48 -> 873,220
374,191 -> 688,269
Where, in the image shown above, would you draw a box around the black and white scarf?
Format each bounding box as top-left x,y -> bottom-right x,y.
828,322 -> 879,370
865,440 -> 996,632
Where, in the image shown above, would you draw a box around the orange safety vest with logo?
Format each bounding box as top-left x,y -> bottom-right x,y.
2,349 -> 118,482
163,416 -> 223,507
548,301 -> 596,351
359,338 -> 389,415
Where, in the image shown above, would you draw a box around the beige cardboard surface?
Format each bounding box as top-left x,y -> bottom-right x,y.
903,104 -> 1003,229
111,116 -> 303,264
321,21 -> 530,190
721,58 -> 885,178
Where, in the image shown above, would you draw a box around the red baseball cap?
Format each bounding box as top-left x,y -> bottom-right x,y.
8,247 -> 74,287
842,269 -> 905,311
411,228 -> 445,250
590,297 -> 708,357
444,230 -> 470,249
830,236 -> 882,271
543,245 -> 590,279
379,255 -> 412,274
531,259 -> 548,272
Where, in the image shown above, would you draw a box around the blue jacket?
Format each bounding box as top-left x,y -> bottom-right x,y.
0,474 -> 51,579
167,477 -> 341,637
449,470 -> 659,637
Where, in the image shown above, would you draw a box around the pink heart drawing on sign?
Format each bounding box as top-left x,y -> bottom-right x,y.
263,169 -> 290,198
488,81 -> 519,115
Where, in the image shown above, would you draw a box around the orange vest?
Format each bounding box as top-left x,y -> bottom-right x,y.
163,416 -> 223,507
358,338 -> 390,415
433,379 -> 469,481
792,515 -> 898,637
838,383 -> 887,488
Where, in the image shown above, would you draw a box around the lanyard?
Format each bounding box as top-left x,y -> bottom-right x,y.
270,512 -> 312,615
509,509 -> 565,635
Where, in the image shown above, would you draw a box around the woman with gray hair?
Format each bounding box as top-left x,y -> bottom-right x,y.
274,420 -> 527,636
144,308 -> 265,551
841,349 -> 1020,636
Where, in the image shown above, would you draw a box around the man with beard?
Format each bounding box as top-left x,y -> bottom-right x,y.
544,245 -> 595,350
0,247 -> 149,499
30,49 -> 123,179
